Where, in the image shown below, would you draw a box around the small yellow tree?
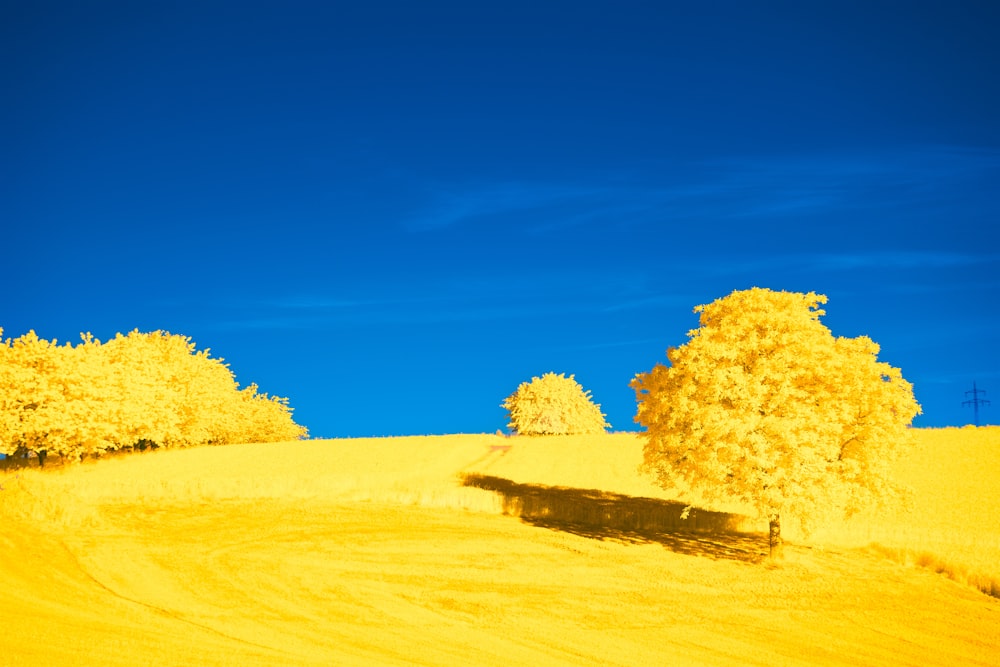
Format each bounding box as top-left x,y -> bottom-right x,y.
502,372 -> 610,435
631,288 -> 921,558
224,383 -> 308,444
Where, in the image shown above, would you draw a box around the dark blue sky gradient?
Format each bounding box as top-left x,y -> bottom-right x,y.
3,1 -> 998,436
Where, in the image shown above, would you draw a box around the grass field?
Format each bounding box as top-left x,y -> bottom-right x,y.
2,428 -> 998,665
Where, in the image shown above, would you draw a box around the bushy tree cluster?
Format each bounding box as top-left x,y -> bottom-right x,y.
0,328 -> 307,465
632,288 -> 921,557
502,372 -> 609,435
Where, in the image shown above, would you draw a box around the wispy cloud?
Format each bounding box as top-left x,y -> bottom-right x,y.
807,251 -> 996,271
614,252 -> 995,294
600,294 -> 700,313
205,279 -> 606,331
402,183 -> 613,232
568,337 -> 672,351
399,145 -> 1000,235
203,245 -> 996,333
264,296 -> 373,309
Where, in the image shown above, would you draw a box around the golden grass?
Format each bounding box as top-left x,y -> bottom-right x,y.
816,426 -> 1000,599
5,428 -> 998,590
1,435 -> 506,522
2,428 -> 999,665
470,428 -> 1000,598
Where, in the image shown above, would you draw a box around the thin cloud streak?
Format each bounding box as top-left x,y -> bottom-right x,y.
206,246 -> 995,332
569,337 -> 673,351
399,146 -> 1000,234
601,294 -> 701,313
808,251 -> 997,271
402,183 -> 612,232
208,292 -> 599,331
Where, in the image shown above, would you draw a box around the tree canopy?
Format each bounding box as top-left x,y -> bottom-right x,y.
631,288 -> 921,557
1,328 -> 307,464
502,372 -> 610,436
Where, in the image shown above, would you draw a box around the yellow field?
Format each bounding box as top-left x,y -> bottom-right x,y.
2,429 -> 998,666
821,426 -> 1000,597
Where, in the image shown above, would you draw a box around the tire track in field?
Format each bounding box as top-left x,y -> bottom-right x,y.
459,439 -> 514,474
56,535 -> 296,661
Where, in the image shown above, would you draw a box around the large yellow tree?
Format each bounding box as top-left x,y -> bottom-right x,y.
631,288 -> 921,558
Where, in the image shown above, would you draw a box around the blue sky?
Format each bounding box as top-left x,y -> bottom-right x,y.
3,1 -> 998,436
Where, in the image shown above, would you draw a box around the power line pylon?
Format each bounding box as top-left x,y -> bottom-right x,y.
963,381 -> 990,427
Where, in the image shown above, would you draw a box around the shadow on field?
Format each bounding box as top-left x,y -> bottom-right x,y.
462,474 -> 768,563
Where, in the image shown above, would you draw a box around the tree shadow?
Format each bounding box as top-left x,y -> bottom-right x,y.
0,452 -> 40,470
462,474 -> 769,563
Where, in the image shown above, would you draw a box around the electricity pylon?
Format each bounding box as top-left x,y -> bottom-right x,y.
963,381 -> 990,427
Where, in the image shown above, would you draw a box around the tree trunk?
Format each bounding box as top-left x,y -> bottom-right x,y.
768,514 -> 783,560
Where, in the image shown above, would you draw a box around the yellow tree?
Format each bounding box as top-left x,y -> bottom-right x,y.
101,330 -> 192,448
0,329 -> 47,461
0,330 -> 69,465
103,330 -> 241,447
1,327 -> 307,464
2,330 -> 134,463
102,329 -> 307,447
51,333 -> 122,458
169,341 -> 243,446
631,288 -> 921,558
502,372 -> 610,435
0,328 -> 28,459
225,383 -> 309,444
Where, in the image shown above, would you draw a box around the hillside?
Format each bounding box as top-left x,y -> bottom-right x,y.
2,430 -> 998,665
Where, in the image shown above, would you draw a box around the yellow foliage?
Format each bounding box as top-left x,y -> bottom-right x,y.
502,372 -> 609,435
632,288 -> 921,538
228,383 -> 310,444
0,327 -> 307,462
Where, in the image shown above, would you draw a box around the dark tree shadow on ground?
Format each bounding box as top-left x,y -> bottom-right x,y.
462,474 -> 769,563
